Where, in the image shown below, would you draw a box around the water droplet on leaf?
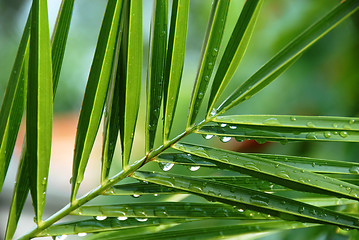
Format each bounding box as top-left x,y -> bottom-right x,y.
324,131 -> 331,138
203,134 -> 213,140
262,118 -> 280,125
220,137 -> 231,143
158,162 -> 174,171
189,166 -> 200,171
349,166 -> 359,174
339,131 -> 348,138
95,216 -> 107,221
136,218 -> 148,222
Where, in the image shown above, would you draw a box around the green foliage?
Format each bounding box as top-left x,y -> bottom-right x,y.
0,0 -> 358,239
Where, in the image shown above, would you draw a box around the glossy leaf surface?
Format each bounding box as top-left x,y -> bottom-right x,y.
173,143 -> 359,200
133,171 -> 359,230
27,0 -> 53,223
71,0 -> 123,200
146,0 -> 168,152
163,0 -> 189,141
207,0 -> 262,113
187,0 -> 230,126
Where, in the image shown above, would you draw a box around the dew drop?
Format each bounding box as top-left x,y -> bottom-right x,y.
255,139 -> 267,144
235,137 -> 244,142
238,208 -> 244,212
158,162 -> 174,171
220,136 -> 232,143
154,193 -> 158,197
244,162 -> 260,171
349,119 -> 355,125
135,218 -> 148,222
132,194 -> 141,198
290,117 -> 297,121
210,108 -> 217,116
339,131 -> 348,138
250,195 -> 269,206
298,206 -> 305,214
189,166 -> 200,171
196,146 -> 210,157
262,118 -> 280,125
306,122 -> 315,128
78,233 -> 87,237
203,134 -> 213,140
154,206 -> 169,217
191,207 -> 207,217
95,216 -> 107,221
117,216 -> 128,221
349,166 -> 359,174
214,207 -> 229,217
277,170 -> 290,179
333,123 -> 338,128
229,125 -> 237,129
306,133 -> 317,140
55,236 -> 67,240
333,131 -> 338,135
42,177 -> 47,185
212,48 -> 218,57
189,182 -> 203,192
220,123 -> 227,127
324,131 -> 331,138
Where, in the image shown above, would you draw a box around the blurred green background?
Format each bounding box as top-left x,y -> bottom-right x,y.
0,0 -> 358,238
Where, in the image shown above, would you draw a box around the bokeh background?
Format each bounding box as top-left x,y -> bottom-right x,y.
0,0 -> 358,238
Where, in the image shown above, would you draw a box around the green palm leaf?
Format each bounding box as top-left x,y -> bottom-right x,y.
27,0 -> 53,224
0,12 -> 30,192
72,202 -> 277,219
173,143 -> 359,200
163,0 -> 190,141
2,1 -> 358,239
216,0 -> 359,115
156,152 -> 359,174
187,0 -> 230,127
207,0 -> 263,115
35,218 -> 188,237
101,221 -> 316,240
71,0 -> 123,200
146,0 -> 168,152
132,171 -> 359,230
119,0 -> 143,167
5,0 -> 75,238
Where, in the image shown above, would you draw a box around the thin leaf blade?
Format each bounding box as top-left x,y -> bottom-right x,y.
27,0 -> 53,223
173,143 -> 359,200
187,0 -> 230,127
146,0 -> 168,152
216,0 -> 359,114
0,13 -> 30,192
163,0 -> 190,141
5,0 -> 75,237
133,171 -> 359,230
197,124 -> 359,143
71,0 -> 123,200
119,0 -> 143,167
207,0 -> 263,114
